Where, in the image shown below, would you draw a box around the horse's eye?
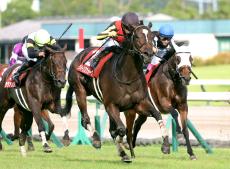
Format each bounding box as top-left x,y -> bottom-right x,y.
189,55 -> 193,63
176,56 -> 181,65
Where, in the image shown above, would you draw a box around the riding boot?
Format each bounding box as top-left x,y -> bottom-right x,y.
90,49 -> 110,68
12,62 -> 30,86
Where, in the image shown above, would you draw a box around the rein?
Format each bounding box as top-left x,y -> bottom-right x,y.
112,26 -> 149,85
112,49 -> 142,85
160,56 -> 183,84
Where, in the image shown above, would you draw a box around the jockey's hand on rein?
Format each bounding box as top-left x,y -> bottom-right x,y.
38,51 -> 45,58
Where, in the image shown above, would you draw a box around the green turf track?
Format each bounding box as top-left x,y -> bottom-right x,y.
0,142 -> 229,169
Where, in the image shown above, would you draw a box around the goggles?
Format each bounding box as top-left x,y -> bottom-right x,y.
159,36 -> 172,41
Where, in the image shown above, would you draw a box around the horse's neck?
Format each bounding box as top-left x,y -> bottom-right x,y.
163,57 -> 186,90
31,62 -> 52,85
116,51 -> 143,79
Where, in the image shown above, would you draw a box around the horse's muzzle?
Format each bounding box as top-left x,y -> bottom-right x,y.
55,79 -> 66,88
182,76 -> 191,85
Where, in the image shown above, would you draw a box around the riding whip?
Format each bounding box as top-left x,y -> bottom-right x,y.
58,23 -> 73,40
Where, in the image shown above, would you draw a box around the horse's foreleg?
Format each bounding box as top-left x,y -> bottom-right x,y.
179,105 -> 196,160
30,101 -> 52,153
106,104 -> 131,162
75,84 -> 101,148
41,110 -> 54,141
23,111 -> 35,151
171,109 -> 182,134
136,99 -> 170,154
132,114 -> 147,148
13,106 -> 21,140
124,110 -> 136,158
0,107 -> 9,151
61,115 -> 71,146
19,131 -> 27,157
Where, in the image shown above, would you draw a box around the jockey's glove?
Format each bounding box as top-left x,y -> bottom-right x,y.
156,49 -> 167,58
108,31 -> 117,37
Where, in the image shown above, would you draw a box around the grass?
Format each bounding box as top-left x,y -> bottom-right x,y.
187,64 -> 230,106
191,64 -> 230,79
189,64 -> 230,92
0,142 -> 229,169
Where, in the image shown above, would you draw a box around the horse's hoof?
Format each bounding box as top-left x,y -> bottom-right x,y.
161,144 -> 170,154
20,146 -> 27,157
92,132 -> 101,149
190,155 -> 197,160
92,140 -> 101,149
62,139 -> 71,146
177,133 -> 184,140
121,155 -> 132,163
43,143 -> 52,153
27,145 -> 35,151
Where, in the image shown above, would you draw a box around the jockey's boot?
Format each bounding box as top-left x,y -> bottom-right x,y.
12,62 -> 29,86
90,49 -> 110,69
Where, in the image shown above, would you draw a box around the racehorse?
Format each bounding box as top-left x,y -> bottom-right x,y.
125,42 -> 197,160
0,45 -> 67,156
63,24 -> 170,162
8,107 -> 71,147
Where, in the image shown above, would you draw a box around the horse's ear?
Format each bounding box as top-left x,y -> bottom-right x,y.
148,22 -> 152,28
140,20 -> 144,25
45,46 -> 56,53
62,43 -> 67,51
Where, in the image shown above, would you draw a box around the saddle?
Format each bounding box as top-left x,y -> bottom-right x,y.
2,65 -> 29,88
76,48 -> 113,78
145,64 -> 160,84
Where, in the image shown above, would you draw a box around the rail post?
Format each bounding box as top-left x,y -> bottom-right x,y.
71,111 -> 91,145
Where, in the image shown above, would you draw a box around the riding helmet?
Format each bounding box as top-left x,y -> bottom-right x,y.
159,24 -> 174,38
34,29 -> 51,47
121,12 -> 140,31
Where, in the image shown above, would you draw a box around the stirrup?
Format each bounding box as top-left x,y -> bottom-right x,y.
12,74 -> 20,86
90,59 -> 98,68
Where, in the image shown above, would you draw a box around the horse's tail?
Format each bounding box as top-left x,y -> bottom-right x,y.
62,85 -> 74,116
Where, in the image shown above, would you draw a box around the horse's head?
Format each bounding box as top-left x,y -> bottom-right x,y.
44,45 -> 67,88
171,41 -> 193,85
131,23 -> 154,64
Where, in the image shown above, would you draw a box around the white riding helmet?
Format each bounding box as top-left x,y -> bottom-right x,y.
34,29 -> 51,47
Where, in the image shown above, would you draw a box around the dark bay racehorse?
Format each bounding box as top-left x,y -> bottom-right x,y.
63,24 -> 170,162
0,45 -> 67,156
125,42 -> 197,160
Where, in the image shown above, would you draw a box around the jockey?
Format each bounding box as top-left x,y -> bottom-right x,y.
147,24 -> 175,73
12,29 -> 59,86
9,43 -> 25,66
90,12 -> 140,68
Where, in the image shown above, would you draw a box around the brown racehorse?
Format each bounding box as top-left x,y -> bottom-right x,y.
0,45 -> 67,156
9,107 -> 71,147
63,24 -> 170,162
125,42 -> 197,160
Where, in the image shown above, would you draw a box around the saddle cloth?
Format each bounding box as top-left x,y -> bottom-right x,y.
76,48 -> 113,78
0,66 -> 7,83
4,66 -> 21,88
1,65 -> 28,88
145,65 -> 159,84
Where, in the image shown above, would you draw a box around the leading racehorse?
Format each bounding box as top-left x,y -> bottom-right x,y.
125,42 -> 197,160
63,24 -> 170,162
0,45 -> 67,156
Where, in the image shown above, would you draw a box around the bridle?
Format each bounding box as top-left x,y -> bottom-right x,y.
38,51 -> 66,83
130,25 -> 151,57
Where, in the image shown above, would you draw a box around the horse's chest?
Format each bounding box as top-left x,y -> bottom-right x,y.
120,86 -> 145,104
